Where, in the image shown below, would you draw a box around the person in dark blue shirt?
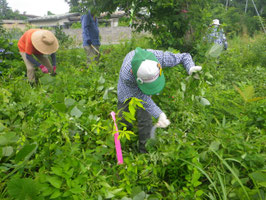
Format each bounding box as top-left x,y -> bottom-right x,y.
81,9 -> 100,65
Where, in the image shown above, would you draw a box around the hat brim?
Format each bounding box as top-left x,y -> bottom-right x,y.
137,72 -> 165,95
31,30 -> 59,54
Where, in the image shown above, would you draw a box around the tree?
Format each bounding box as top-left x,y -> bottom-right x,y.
65,0 -> 82,13
0,0 -> 26,20
68,0 -> 215,52
47,11 -> 55,15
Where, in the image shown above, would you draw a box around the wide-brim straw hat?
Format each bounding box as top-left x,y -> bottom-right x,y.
31,30 -> 59,54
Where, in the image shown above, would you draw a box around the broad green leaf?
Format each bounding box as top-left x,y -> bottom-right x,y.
46,176 -> 62,189
65,98 -> 76,107
103,89 -> 109,100
69,187 -> 83,194
50,189 -> 61,199
249,171 -> 266,185
0,132 -> 19,146
133,191 -> 146,200
200,97 -> 211,106
0,123 -> 5,132
40,74 -> 55,84
195,190 -> 204,197
205,72 -> 213,79
98,76 -> 105,84
97,85 -> 104,91
0,136 -> 8,146
51,167 -> 63,176
7,178 -> 40,200
15,143 -> 37,163
2,146 -> 13,157
53,103 -> 67,112
105,191 -> 114,199
209,141 -> 220,152
70,106 -> 83,118
181,82 -> 186,92
206,43 -> 223,58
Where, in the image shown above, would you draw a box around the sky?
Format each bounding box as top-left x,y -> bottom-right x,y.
7,0 -> 70,16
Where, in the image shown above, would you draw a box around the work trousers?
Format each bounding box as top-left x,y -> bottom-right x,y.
20,52 -> 53,83
117,100 -> 153,153
84,45 -> 100,65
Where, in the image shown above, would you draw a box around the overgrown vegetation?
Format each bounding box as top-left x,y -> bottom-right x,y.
66,0 -> 265,53
0,22 -> 265,199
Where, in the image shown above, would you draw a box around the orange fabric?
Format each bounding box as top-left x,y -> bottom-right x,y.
18,29 -> 42,55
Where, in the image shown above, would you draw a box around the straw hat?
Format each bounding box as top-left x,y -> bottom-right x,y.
31,30 -> 59,54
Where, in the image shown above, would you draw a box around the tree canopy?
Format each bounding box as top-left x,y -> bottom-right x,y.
0,0 -> 26,20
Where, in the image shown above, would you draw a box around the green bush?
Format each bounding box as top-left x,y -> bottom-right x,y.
0,31 -> 265,199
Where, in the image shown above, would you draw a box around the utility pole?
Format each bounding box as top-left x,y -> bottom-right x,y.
245,0 -> 248,13
251,0 -> 266,33
225,0 -> 229,11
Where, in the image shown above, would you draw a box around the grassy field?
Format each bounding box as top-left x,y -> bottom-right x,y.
0,33 -> 265,199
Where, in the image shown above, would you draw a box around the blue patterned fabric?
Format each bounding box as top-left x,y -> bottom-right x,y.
207,26 -> 228,50
117,49 -> 195,118
81,10 -> 100,46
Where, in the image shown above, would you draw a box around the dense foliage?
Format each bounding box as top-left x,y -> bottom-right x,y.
0,0 -> 26,20
0,24 -> 265,199
66,0 -> 265,53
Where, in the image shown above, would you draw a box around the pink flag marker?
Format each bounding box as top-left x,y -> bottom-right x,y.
110,111 -> 123,165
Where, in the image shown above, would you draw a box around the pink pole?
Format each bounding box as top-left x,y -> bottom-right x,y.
110,111 -> 123,165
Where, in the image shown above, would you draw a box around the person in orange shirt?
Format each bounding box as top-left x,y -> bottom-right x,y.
18,29 -> 59,83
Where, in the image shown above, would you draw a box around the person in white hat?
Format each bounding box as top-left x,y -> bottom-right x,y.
206,19 -> 228,50
117,47 -> 202,153
18,29 -> 59,83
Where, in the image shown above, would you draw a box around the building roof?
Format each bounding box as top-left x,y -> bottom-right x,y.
1,20 -> 25,24
28,13 -> 80,22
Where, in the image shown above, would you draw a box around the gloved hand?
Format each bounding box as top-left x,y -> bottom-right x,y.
53,66 -> 56,73
87,40 -> 92,46
156,112 -> 170,128
39,65 -> 49,73
189,66 -> 202,75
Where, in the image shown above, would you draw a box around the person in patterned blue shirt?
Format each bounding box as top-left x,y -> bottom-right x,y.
117,47 -> 202,153
207,19 -> 228,50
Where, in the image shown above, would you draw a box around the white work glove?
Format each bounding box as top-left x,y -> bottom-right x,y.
188,66 -> 202,75
156,112 -> 170,128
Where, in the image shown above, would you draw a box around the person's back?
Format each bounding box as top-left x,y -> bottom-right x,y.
81,10 -> 100,46
81,9 -> 101,65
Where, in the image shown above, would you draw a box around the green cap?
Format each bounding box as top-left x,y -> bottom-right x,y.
131,47 -> 165,95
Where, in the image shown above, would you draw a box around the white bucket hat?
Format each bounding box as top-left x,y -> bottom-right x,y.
212,19 -> 220,26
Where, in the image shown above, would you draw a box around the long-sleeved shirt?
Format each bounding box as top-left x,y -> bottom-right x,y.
117,49 -> 195,118
26,53 -> 56,67
207,26 -> 228,50
81,10 -> 100,46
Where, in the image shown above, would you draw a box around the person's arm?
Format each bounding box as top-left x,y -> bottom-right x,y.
26,53 -> 41,66
51,53 -> 56,66
148,49 -> 195,74
135,88 -> 163,119
222,32 -> 228,50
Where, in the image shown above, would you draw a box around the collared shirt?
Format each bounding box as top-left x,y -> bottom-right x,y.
18,29 -> 42,55
117,49 -> 195,119
207,26 -> 228,49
